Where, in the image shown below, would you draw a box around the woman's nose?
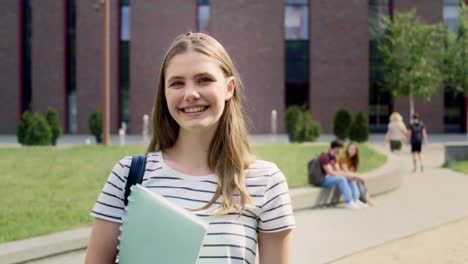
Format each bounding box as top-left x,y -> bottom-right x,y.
184,82 -> 200,100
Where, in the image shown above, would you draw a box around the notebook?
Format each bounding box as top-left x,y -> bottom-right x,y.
118,184 -> 209,264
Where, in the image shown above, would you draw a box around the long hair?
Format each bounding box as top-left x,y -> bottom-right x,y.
345,143 -> 359,171
146,32 -> 253,213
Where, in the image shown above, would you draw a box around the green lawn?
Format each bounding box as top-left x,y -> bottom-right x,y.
0,143 -> 386,243
444,160 -> 468,175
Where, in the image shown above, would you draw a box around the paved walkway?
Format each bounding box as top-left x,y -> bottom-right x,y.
19,143 -> 468,263
290,144 -> 468,263
330,216 -> 468,264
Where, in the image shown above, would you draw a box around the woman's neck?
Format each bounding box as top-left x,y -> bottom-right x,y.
163,128 -> 215,176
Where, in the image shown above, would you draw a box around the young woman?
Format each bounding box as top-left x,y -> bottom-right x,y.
85,32 -> 295,264
385,112 -> 407,153
338,143 -> 376,206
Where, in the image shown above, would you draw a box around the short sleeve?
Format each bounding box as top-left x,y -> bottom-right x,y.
257,165 -> 295,233
319,153 -> 329,167
90,156 -> 132,223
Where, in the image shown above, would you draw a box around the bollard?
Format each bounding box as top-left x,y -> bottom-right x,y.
271,110 -> 277,134
143,114 -> 149,142
119,128 -> 126,146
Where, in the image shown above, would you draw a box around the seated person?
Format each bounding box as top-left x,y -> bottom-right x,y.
318,140 -> 367,209
338,142 -> 376,206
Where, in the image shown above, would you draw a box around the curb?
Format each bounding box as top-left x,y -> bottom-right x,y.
0,146 -> 402,264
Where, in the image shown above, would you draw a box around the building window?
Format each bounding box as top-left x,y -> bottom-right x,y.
285,0 -> 308,40
444,0 -> 459,33
66,0 -> 77,134
443,0 -> 463,132
369,0 -> 392,132
198,0 -> 210,33
285,0 -> 309,109
120,0 -> 131,132
21,0 -> 32,114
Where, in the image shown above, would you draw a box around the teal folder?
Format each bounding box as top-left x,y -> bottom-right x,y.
118,185 -> 209,264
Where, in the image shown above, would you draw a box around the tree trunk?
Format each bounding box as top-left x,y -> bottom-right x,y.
409,93 -> 415,120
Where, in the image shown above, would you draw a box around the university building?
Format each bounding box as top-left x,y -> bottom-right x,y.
1,0 -> 466,134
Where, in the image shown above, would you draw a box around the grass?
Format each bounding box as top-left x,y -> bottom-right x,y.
444,160 -> 468,175
0,143 -> 386,243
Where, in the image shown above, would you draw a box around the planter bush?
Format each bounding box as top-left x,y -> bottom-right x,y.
17,111 -> 32,145
333,108 -> 352,140
24,113 -> 52,146
349,112 -> 369,142
285,106 -> 304,142
295,112 -> 321,142
45,108 -> 62,146
88,110 -> 103,144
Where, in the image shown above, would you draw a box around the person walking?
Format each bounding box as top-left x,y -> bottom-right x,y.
407,113 -> 428,172
385,112 -> 407,153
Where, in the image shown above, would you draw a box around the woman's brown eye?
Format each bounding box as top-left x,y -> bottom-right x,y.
198,77 -> 213,83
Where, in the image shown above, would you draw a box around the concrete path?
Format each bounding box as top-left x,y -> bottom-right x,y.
22,143 -> 468,263
291,144 -> 468,263
330,216 -> 468,264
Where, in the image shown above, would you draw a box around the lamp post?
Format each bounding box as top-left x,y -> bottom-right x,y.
95,0 -> 111,145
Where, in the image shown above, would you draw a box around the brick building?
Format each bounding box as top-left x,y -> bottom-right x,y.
0,0 -> 466,135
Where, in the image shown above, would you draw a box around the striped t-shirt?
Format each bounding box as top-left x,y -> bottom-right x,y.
91,151 -> 295,264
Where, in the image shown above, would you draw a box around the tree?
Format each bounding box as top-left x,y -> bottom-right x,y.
441,0 -> 468,135
378,10 -> 445,118
284,106 -> 304,142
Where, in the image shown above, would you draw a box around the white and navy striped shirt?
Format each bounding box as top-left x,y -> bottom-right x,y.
91,151 -> 295,264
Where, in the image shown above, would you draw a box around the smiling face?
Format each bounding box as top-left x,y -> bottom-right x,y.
347,143 -> 357,157
164,49 -> 235,133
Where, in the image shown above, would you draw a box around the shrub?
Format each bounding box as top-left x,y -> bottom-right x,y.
333,108 -> 352,140
45,107 -> 62,146
285,106 -> 304,142
88,110 -> 103,143
24,113 -> 52,146
295,112 -> 321,142
17,111 -> 32,145
349,112 -> 369,142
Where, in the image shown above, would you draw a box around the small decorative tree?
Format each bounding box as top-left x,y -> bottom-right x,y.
349,112 -> 369,143
17,111 -> 32,145
88,110 -> 103,144
333,109 -> 352,140
378,10 -> 445,118
24,113 -> 52,146
45,107 -> 62,146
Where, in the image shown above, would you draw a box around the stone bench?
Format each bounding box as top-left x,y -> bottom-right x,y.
445,142 -> 468,163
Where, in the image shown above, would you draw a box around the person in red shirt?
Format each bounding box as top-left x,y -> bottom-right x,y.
318,140 -> 367,209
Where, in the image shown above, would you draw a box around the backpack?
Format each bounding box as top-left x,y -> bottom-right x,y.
308,157 -> 324,186
411,123 -> 424,142
124,155 -> 147,206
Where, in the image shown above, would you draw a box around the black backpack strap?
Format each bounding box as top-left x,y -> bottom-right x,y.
124,155 -> 147,206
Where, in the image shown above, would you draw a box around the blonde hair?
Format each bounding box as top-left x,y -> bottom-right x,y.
389,112 -> 403,122
146,32 -> 253,213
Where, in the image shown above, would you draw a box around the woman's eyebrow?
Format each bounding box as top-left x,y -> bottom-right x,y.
193,72 -> 215,78
166,76 -> 184,83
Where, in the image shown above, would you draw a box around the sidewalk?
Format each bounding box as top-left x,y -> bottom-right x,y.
331,216 -> 468,264
290,143 -> 468,263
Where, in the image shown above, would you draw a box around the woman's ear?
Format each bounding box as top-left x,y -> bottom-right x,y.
225,77 -> 236,101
